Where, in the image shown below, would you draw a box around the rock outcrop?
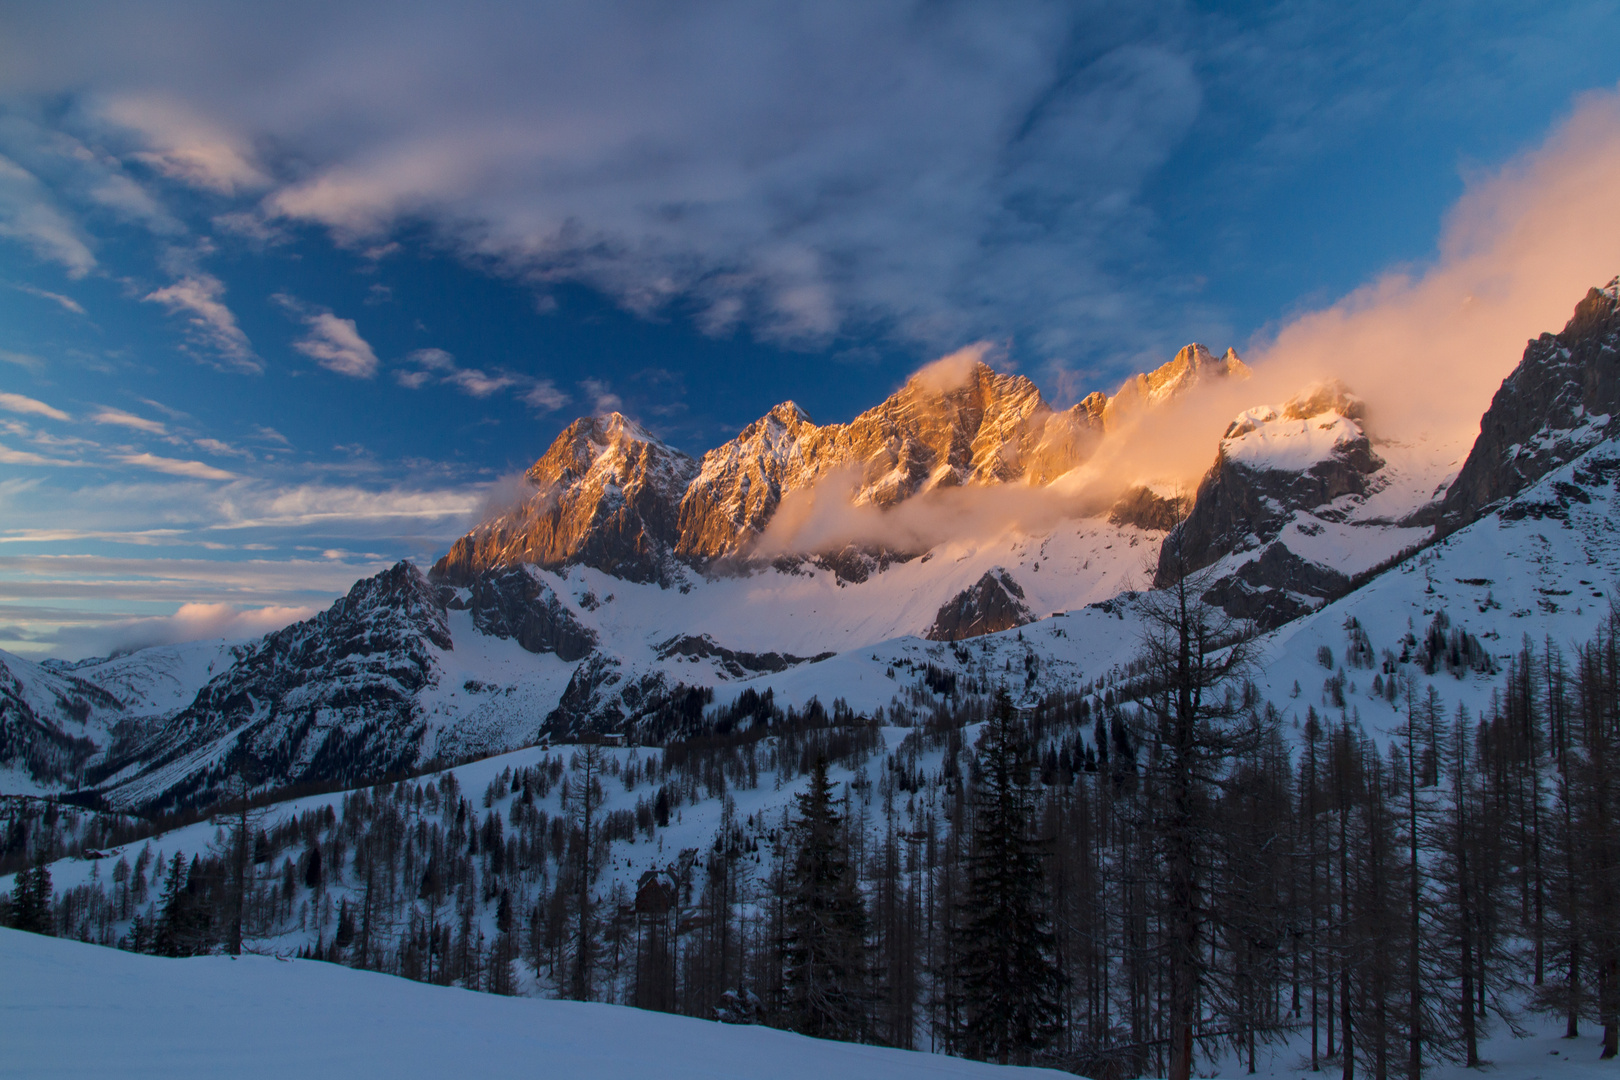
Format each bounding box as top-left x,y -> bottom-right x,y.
459,566 -> 597,661
1157,382 -> 1389,628
925,569 -> 1034,641
1438,281 -> 1620,535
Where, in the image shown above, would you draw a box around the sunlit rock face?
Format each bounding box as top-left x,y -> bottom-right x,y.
433,413 -> 699,587
431,344 -> 1250,590
1438,281 -> 1620,535
674,361 -> 1105,563
1103,343 -> 1250,426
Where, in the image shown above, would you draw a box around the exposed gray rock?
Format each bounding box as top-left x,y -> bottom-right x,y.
1199,542 -> 1350,629
466,567 -> 596,661
655,634 -> 832,678
1107,486 -> 1187,532
925,569 -> 1033,641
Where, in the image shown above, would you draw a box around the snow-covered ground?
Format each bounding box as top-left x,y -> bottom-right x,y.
0,927 -> 1068,1080
4,926 -> 1608,1080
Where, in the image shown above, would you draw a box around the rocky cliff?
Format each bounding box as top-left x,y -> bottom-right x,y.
1438,281 -> 1620,534
433,414 -> 698,586
96,562 -> 454,812
1155,381 -> 1406,627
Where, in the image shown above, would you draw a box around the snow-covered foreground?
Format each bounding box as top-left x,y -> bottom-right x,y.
0,927 -> 1065,1080
6,926 -> 1614,1080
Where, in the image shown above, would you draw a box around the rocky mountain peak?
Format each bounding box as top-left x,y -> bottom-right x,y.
1438,278 -> 1620,535
1156,380 -> 1387,627
434,411 -> 698,587
438,341 -> 1272,578
1106,343 -> 1249,425
525,412 -> 680,486
1224,380 -> 1365,440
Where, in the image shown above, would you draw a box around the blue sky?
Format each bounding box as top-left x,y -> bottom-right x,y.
1,1 -> 1619,657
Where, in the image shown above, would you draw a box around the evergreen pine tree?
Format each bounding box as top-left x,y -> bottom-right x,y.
9,853 -> 54,936
783,756 -> 869,1041
947,689 -> 1063,1065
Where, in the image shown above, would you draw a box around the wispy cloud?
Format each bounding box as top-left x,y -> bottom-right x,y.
521,380 -> 569,412
90,407 -> 166,434
191,436 -> 251,459
10,282 -> 85,314
580,378 -> 622,414
0,441 -> 77,466
116,452 -> 235,480
142,272 -> 261,373
0,349 -> 44,370
0,392 -> 69,421
99,95 -> 268,196
0,153 -> 95,277
273,294 -> 379,378
394,347 -> 565,409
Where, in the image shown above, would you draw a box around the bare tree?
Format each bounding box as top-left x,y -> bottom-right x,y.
570,741 -> 606,1000
1128,529 -> 1264,1080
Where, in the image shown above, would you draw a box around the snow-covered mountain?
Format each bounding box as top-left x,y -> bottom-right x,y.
1156,379 -> 1457,627
9,283 -> 1619,813
433,344 -> 1252,586
0,639 -> 239,795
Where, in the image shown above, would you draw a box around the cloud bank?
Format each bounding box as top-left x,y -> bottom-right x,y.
0,2 -> 1212,361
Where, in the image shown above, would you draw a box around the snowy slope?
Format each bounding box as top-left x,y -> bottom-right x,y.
731,432 -> 1620,741
0,928 -> 1067,1080
54,639 -> 242,715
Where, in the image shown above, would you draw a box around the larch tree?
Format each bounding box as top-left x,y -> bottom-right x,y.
1130,530 -> 1262,1080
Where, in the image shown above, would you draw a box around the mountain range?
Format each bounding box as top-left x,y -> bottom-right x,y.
5,282 -> 1619,813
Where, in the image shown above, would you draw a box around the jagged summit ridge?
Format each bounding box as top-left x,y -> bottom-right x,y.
438,347 -> 1252,582
434,412 -> 699,586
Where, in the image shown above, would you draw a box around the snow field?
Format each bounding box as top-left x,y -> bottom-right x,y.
0,927 -> 1070,1079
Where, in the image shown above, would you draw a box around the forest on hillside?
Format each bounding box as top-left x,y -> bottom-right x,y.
7,581 -> 1620,1080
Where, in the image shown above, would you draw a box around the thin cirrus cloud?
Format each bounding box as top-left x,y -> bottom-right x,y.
396,347 -> 567,411
0,152 -> 96,278
0,441 -> 75,466
11,282 -> 85,314
273,293 -> 378,378
142,273 -> 261,373
0,391 -> 69,421
115,451 -> 236,480
89,406 -> 166,434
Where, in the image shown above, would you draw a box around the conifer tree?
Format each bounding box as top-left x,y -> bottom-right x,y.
1132,531 -> 1261,1080
946,689 -> 1062,1065
9,852 -> 54,936
783,756 -> 869,1041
